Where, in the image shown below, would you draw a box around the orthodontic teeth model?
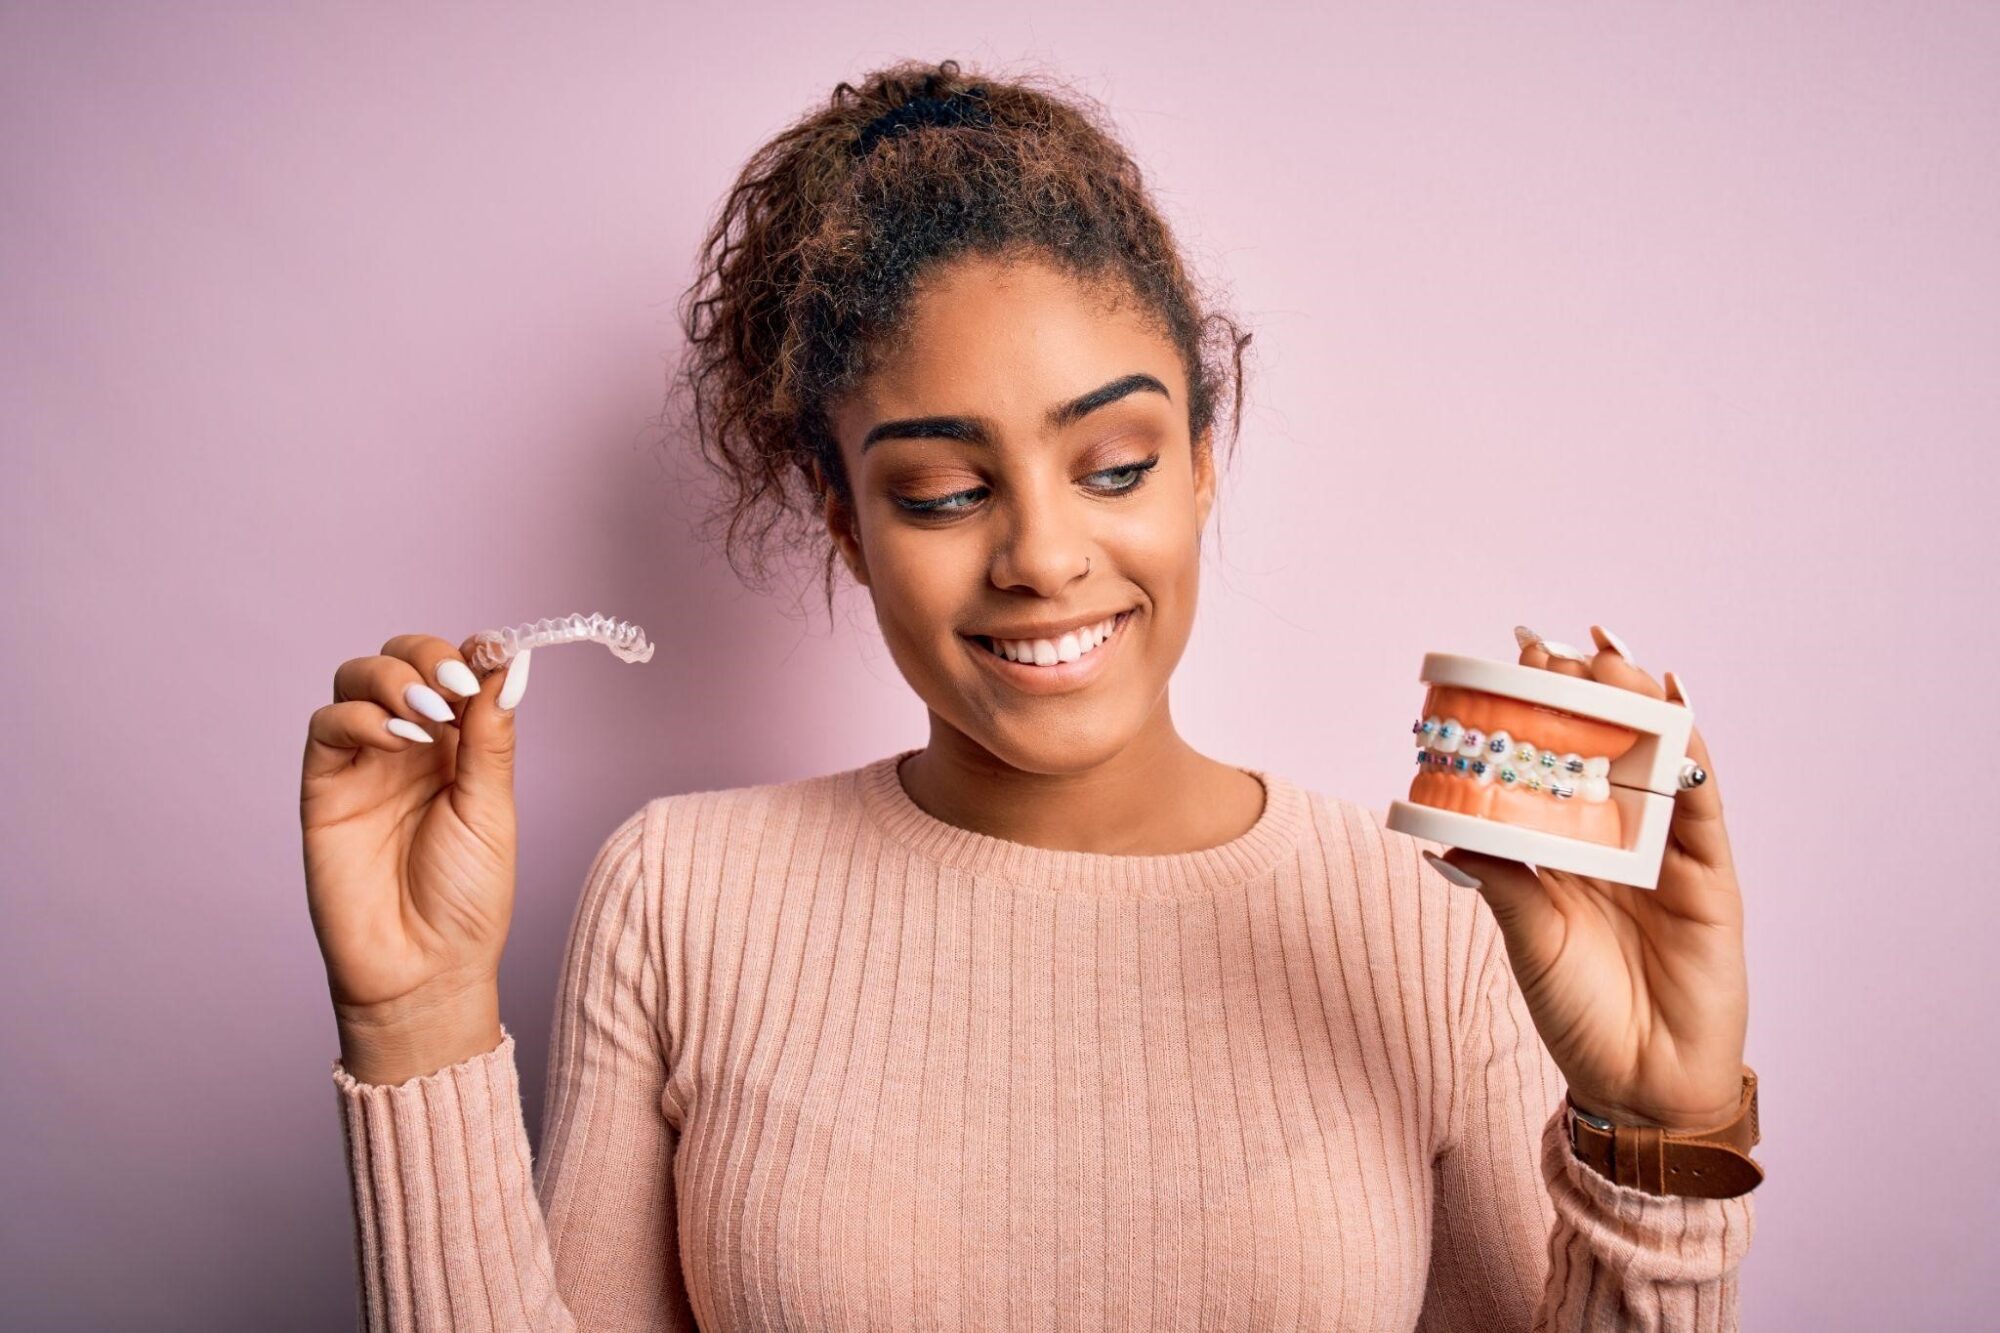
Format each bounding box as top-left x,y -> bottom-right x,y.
1386,651 -> 1697,890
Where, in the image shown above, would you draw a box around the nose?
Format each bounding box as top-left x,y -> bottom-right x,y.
987,479 -> 1094,597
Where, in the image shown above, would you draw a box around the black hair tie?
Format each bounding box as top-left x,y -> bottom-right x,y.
851,83 -> 992,158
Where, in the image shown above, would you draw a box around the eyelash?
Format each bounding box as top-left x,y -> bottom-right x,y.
893,455 -> 1162,516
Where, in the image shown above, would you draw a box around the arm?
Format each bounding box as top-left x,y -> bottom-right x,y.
1417,928 -> 1756,1332
330,802 -> 698,1331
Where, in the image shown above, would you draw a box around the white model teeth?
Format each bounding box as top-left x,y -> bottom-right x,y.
989,613 -> 1122,665
1409,717 -> 1616,802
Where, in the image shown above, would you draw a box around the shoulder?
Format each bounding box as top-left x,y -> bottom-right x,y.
605,759 -> 874,896
635,761 -> 865,844
1276,776 -> 1452,892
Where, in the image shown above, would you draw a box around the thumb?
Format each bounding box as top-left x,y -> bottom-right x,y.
1421,847 -> 1564,960
454,647 -> 531,808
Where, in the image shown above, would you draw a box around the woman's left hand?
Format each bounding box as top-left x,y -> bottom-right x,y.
1427,623 -> 1748,1133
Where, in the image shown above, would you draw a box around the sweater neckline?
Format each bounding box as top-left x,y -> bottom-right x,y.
857,748 -> 1312,896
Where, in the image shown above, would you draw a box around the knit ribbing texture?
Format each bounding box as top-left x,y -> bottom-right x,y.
332,749 -> 1753,1330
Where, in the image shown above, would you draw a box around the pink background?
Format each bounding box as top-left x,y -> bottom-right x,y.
4,3 -> 1992,1326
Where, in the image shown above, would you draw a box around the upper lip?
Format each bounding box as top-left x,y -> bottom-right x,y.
964,607 -> 1135,641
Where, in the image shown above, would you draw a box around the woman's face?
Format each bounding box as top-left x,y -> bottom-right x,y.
827,252 -> 1215,775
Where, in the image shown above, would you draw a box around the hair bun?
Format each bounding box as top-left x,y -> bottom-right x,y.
851,83 -> 992,158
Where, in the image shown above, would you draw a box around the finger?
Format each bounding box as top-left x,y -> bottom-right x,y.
1515,624 -> 1589,679
381,633 -> 483,705
1424,846 -> 1567,963
453,647 -> 531,811
1585,624 -> 1668,699
334,650 -> 460,737
1662,670 -> 1732,870
303,699 -> 434,779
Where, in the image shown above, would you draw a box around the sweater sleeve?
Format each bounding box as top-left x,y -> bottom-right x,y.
329,802 -> 698,1331
1417,926 -> 1756,1332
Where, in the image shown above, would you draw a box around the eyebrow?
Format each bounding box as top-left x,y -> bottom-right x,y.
859,371 -> 1171,453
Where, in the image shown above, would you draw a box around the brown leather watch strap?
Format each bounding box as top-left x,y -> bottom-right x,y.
1567,1067 -> 1763,1199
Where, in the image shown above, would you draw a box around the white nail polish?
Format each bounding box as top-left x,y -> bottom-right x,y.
1514,625 -> 1544,651
1668,671 -> 1694,709
1597,626 -> 1635,662
1541,638 -> 1592,663
404,682 -> 455,723
498,648 -> 533,712
1422,850 -> 1482,889
436,659 -> 480,698
385,717 -> 434,743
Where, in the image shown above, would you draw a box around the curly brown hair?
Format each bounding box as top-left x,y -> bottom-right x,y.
664,58 -> 1252,620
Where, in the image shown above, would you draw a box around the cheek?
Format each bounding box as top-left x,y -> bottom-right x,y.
866,528 -> 977,643
1115,507 -> 1202,600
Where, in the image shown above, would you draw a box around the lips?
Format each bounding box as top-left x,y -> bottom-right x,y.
1406,685 -> 1640,847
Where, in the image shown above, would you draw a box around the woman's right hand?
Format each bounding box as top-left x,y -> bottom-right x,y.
300,633 -> 534,1052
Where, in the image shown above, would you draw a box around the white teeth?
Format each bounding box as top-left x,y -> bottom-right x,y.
1407,719 -> 1616,802
989,614 -> 1124,666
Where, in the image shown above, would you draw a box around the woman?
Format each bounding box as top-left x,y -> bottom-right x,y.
303,59 -> 1759,1331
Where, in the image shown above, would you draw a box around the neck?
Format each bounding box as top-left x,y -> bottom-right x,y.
902,697 -> 1261,856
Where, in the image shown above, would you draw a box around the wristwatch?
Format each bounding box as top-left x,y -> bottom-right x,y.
1566,1066 -> 1762,1199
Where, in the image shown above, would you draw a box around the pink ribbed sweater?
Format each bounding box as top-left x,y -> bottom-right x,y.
331,749 -> 1754,1331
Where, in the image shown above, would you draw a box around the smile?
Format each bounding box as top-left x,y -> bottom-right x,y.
963,609 -> 1136,694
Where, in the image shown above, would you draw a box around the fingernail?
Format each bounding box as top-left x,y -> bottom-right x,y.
1422,850 -> 1483,889
1541,638 -> 1592,663
497,648 -> 533,712
436,659 -> 480,698
385,717 -> 434,743
1514,625 -> 1544,652
404,682 -> 456,723
1666,670 -> 1693,709
1592,624 -> 1635,663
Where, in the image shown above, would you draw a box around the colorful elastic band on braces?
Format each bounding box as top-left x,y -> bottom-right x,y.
1412,716 -> 1613,802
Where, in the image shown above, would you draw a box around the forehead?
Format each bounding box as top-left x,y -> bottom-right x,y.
851,255 -> 1181,422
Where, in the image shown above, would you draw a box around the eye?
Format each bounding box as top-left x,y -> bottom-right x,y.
1085,454 -> 1160,494
892,485 -> 988,516
890,454 -> 1162,518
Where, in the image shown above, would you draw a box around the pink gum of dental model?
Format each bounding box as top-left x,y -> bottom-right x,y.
464,612 -> 655,674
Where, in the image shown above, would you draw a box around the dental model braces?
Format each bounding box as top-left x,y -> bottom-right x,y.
1384,652 -> 1697,890
465,612 -> 655,673
1412,716 -> 1613,801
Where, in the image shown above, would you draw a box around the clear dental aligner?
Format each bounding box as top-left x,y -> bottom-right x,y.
466,611 -> 656,673
1412,715 -> 1613,802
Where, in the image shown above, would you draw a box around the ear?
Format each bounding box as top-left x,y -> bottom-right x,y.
1192,427 -> 1217,533
817,460 -> 870,588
